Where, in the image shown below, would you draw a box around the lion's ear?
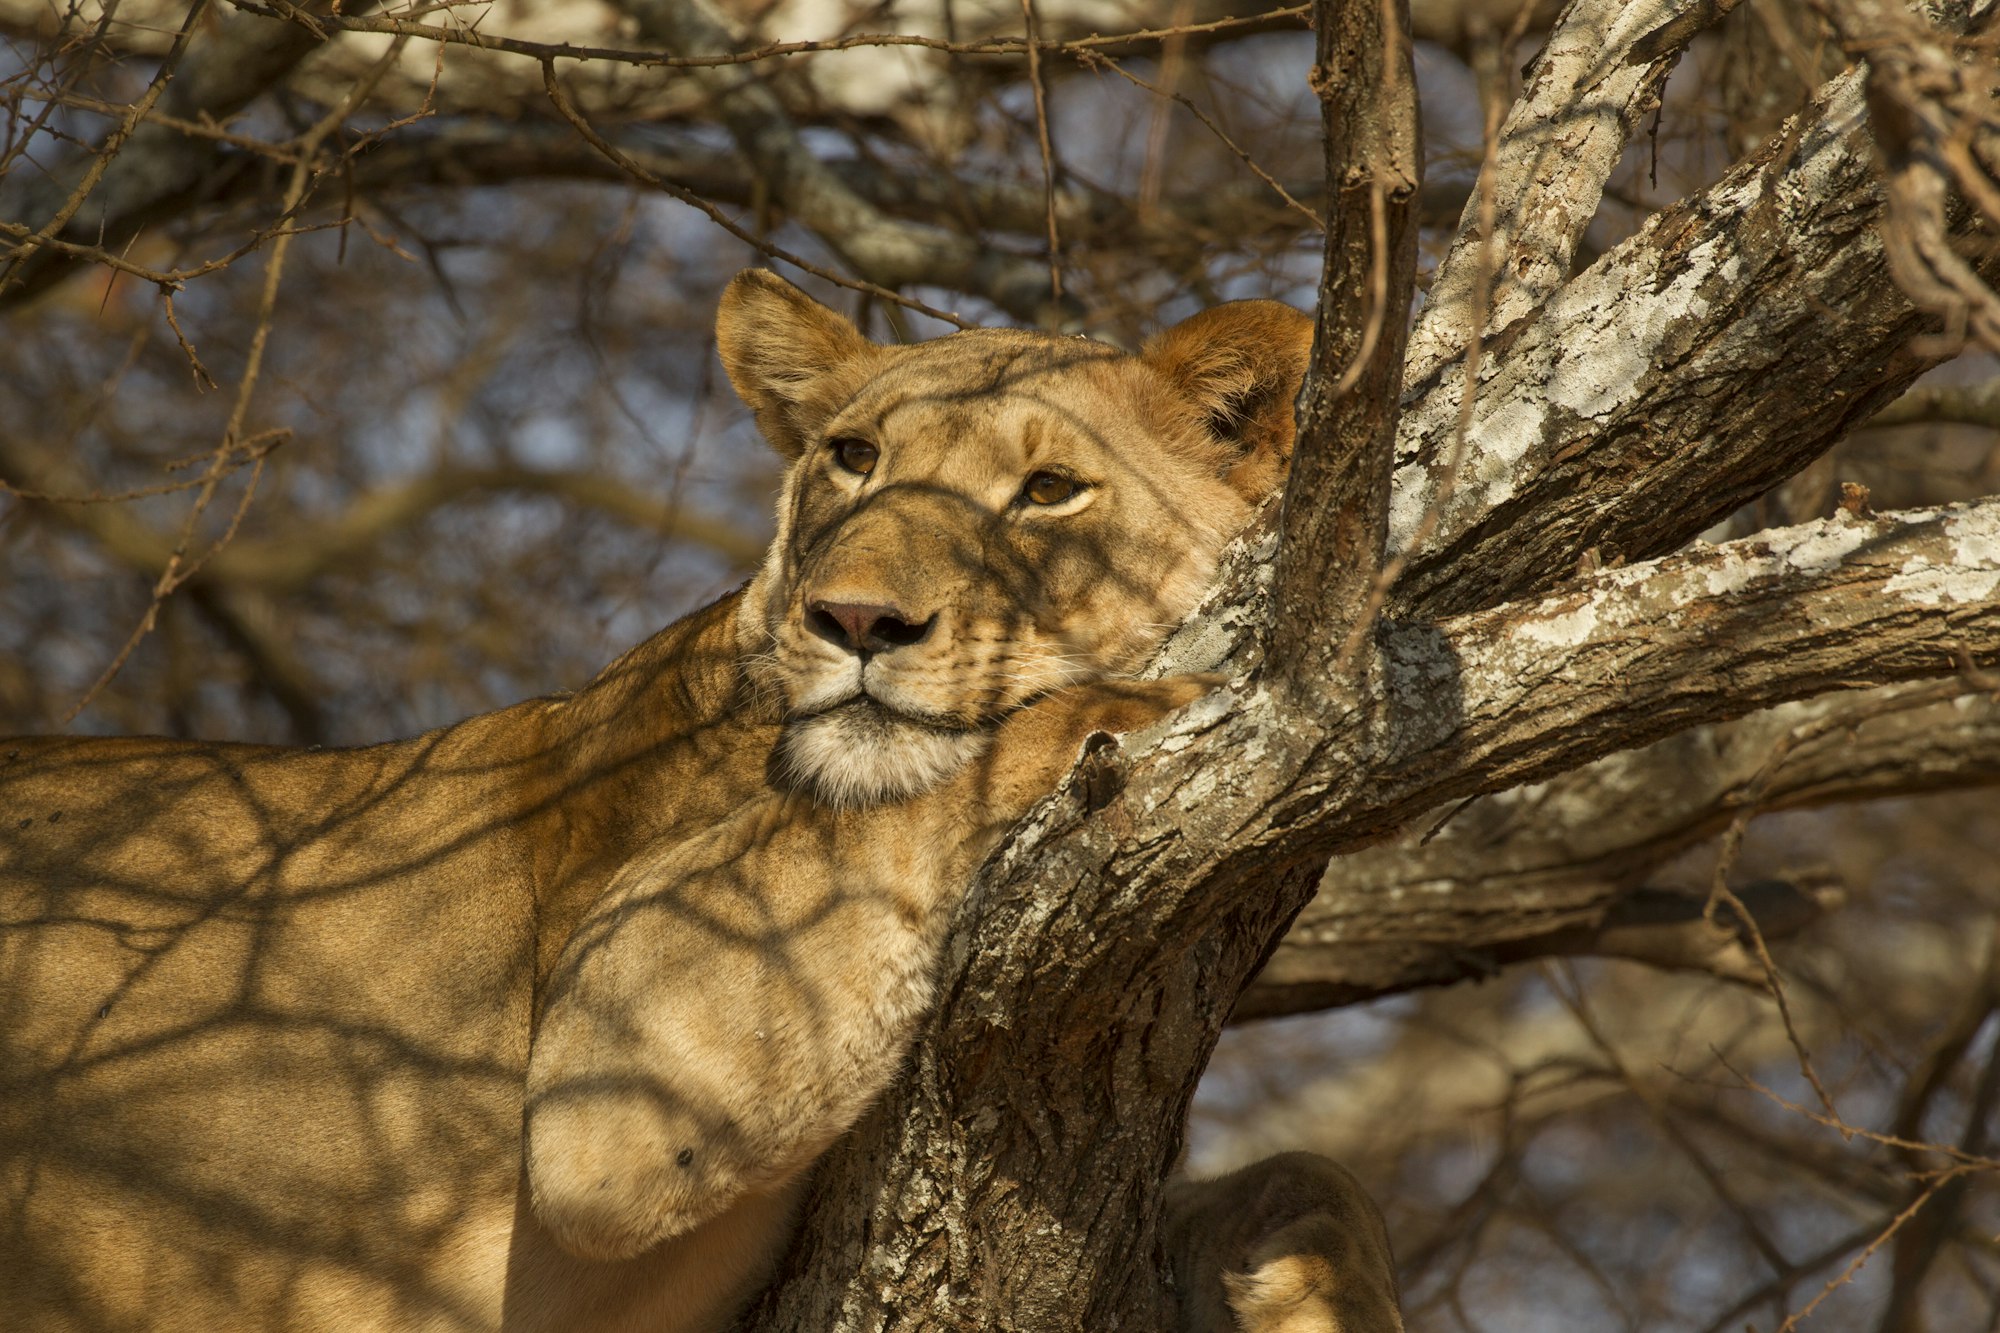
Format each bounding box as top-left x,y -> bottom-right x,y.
716,269 -> 884,459
1142,300 -> 1315,501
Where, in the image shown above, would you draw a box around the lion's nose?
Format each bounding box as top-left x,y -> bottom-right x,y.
806,600 -> 936,655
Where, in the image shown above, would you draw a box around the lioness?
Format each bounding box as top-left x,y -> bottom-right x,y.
0,271 -> 1399,1331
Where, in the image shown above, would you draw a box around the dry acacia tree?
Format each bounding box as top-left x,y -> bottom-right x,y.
6,0 -> 2000,1328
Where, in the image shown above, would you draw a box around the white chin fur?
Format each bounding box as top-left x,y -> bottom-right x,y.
780,705 -> 988,808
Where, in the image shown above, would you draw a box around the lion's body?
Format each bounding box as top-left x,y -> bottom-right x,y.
0,596 -> 801,1330
0,273 -> 1396,1332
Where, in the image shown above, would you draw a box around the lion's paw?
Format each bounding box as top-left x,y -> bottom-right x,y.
1071,673 -> 1226,738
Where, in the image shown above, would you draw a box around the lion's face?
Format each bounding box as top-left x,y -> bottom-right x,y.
717,272 -> 1314,806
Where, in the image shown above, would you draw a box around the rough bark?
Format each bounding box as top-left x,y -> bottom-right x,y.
1272,0 -> 1422,682
1405,0 -> 1728,388
1391,0 -> 1999,620
1241,680 -> 2000,1018
747,0 -> 1427,1323
15,0 -> 2000,1322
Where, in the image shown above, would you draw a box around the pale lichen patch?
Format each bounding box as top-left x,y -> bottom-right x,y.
1155,688 -> 1234,754
1883,505 -> 2000,605
1513,599 -> 1602,649
1767,517 -> 1872,572
1683,559 -> 1759,604
1884,561 -> 2000,606
1662,515 -> 1872,607
1950,504 -> 2000,570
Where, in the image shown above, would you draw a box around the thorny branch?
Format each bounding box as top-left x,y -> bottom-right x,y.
56,32 -> 416,718
0,0 -> 211,299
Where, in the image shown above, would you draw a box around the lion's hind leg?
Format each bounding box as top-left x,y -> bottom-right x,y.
1168,1152 -> 1403,1333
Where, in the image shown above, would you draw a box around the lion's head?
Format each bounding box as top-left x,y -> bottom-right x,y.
717,271 -> 1315,806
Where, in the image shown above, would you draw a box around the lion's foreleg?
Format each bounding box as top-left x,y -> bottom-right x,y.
522,803 -> 948,1264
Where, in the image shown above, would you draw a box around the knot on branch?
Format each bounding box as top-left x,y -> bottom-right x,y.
1075,732 -> 1129,814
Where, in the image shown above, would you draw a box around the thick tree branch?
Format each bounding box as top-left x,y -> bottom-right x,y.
1407,0 -> 1734,387
1392,0 -> 2000,620
1240,679 -> 2000,1018
749,0 -> 1424,1323
1411,502 -> 2000,796
754,480 -> 2000,1325
1271,0 -> 1422,683
745,13 -> 2000,1309
1013,500 -> 2000,977
744,0 -> 2000,1297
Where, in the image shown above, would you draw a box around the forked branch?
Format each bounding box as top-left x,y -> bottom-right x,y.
1406,0 -> 1739,386
747,0 -> 2000,1310
1393,28 -> 1997,619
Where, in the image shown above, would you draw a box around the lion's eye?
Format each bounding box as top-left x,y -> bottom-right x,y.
830,438 -> 878,477
1022,471 -> 1083,506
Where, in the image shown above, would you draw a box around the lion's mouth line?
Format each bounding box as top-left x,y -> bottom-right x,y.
780,654 -> 1084,731
800,693 -> 979,735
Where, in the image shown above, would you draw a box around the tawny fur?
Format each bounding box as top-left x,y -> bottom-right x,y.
0,271 -> 1363,1332
1168,1154 -> 1405,1333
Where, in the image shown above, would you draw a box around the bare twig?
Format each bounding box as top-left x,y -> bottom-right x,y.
1077,49 -> 1323,231
62,34 -> 412,721
611,0 -> 1068,321
538,61 -> 974,329
1020,0 -> 1062,311
216,0 -> 1312,70
0,0 -> 210,297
